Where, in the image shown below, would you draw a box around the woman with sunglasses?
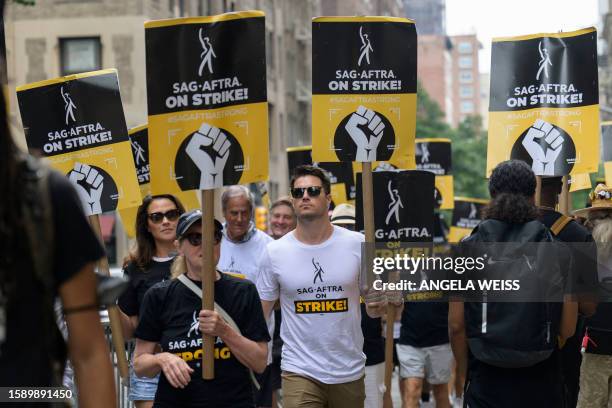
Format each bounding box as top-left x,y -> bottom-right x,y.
118,194 -> 185,408
133,210 -> 270,407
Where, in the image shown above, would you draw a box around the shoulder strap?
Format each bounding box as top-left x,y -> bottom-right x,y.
176,274 -> 261,389
550,215 -> 572,237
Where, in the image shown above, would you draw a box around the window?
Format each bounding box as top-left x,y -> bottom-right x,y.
459,70 -> 473,83
457,41 -> 472,53
460,101 -> 474,113
60,37 -> 101,76
458,56 -> 472,69
460,85 -> 474,98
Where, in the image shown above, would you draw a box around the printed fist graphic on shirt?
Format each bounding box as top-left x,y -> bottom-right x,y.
345,105 -> 385,162
69,162 -> 104,215
522,119 -> 564,176
186,123 -> 231,189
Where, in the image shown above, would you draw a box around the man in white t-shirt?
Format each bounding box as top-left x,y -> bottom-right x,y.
258,165 -> 388,408
218,184 -> 274,407
219,185 -> 273,283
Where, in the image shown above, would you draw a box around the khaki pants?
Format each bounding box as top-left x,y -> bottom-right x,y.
282,371 -> 365,408
577,353 -> 612,408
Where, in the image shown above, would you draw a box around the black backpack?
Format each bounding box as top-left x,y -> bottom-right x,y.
463,219 -> 566,368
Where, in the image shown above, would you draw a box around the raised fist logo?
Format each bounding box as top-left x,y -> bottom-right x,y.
522,119 -> 564,176
344,105 -> 385,162
186,123 -> 231,189
69,162 -> 104,215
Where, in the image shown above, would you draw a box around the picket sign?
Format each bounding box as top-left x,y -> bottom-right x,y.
145,10 -> 269,379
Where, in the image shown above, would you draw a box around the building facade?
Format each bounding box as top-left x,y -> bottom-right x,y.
404,0 -> 445,36
600,0 -> 612,119
5,0 -> 405,263
417,34 -> 452,123
450,34 -> 480,126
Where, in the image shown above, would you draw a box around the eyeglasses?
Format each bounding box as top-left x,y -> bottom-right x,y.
184,232 -> 222,247
148,209 -> 182,224
291,186 -> 323,199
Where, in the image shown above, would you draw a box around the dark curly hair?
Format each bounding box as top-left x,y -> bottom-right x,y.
483,160 -> 538,223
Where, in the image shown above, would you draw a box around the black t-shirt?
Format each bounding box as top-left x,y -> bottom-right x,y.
0,171 -> 105,387
118,259 -> 173,317
135,272 -> 271,408
399,294 -> 449,347
361,303 -> 384,366
539,209 -> 592,243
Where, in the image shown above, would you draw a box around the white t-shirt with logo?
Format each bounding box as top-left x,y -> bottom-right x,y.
219,229 -> 273,283
257,225 -> 366,384
219,228 -> 274,362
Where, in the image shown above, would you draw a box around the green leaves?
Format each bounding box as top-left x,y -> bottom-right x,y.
416,82 -> 489,200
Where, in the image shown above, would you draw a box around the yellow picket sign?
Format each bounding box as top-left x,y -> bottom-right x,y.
447,197 -> 489,243
146,11 -> 269,194
311,17 -> 417,166
416,138 -> 454,210
118,125 -> 201,238
487,28 -> 599,177
16,69 -> 141,215
569,173 -> 592,193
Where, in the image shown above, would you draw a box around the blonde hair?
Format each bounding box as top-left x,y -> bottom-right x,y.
171,254 -> 187,279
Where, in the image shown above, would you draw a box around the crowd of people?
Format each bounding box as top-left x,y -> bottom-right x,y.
3,128 -> 612,407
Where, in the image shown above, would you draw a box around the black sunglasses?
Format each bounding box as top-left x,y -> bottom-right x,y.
148,209 -> 182,224
184,232 -> 222,247
291,186 -> 323,199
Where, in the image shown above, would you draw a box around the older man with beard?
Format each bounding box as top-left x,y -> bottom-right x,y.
574,184 -> 612,408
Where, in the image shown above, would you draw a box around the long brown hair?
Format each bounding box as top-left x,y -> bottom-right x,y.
124,194 -> 185,270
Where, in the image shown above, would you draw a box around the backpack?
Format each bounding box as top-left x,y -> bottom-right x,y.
463,220 -> 565,368
550,214 -> 572,237
15,155 -> 67,386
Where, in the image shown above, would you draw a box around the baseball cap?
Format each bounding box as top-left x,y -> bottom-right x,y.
176,209 -> 223,239
330,203 -> 356,225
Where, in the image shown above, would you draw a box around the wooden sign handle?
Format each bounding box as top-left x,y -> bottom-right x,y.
560,175 -> 570,215
89,214 -> 129,381
382,304 -> 396,408
201,190 -> 215,380
362,162 -> 375,288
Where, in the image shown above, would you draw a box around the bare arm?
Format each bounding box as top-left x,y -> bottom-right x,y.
448,301 -> 467,389
199,310 -> 268,374
133,339 -> 193,388
560,296 -> 579,340
579,300 -> 598,318
60,263 -> 116,408
118,310 -> 138,340
261,300 -> 276,323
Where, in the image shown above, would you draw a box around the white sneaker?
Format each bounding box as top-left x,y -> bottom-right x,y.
450,394 -> 464,408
